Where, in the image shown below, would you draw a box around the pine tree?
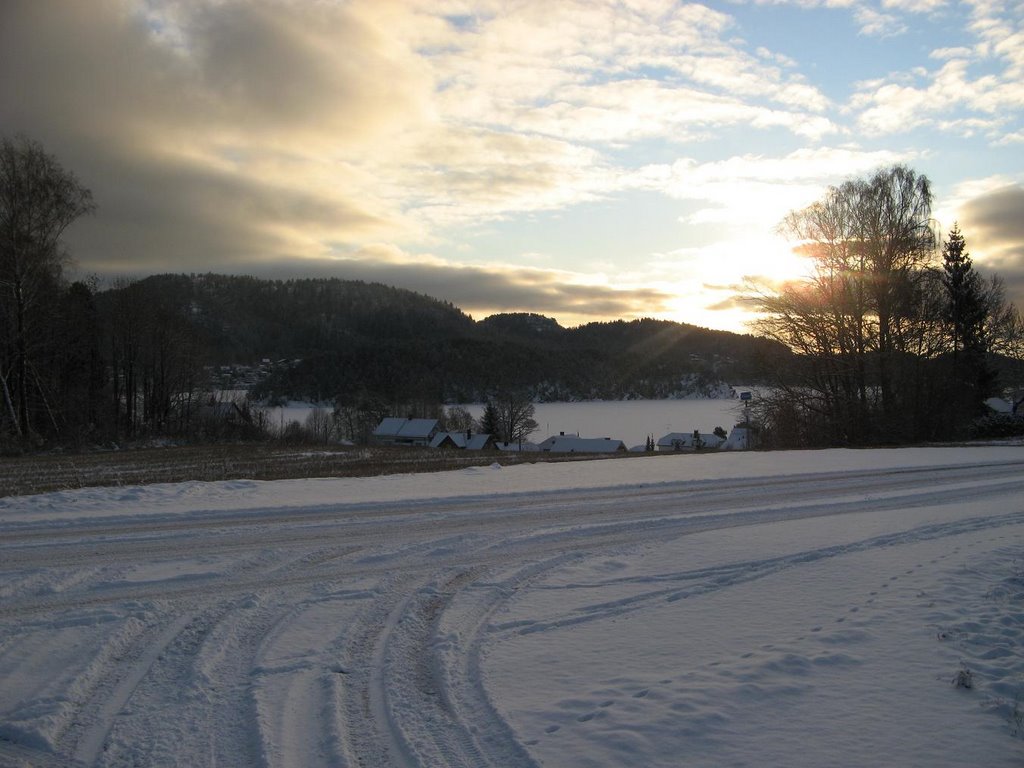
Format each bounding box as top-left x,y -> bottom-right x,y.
942,224 -> 986,359
940,224 -> 993,431
478,401 -> 501,441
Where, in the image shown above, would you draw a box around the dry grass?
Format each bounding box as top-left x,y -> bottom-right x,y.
0,443 -> 643,497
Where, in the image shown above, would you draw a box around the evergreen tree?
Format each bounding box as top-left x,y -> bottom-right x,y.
940,224 -> 995,432
478,401 -> 501,439
942,224 -> 987,357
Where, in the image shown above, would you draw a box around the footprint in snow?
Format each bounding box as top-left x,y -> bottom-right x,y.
633,689 -> 649,698
545,725 -> 560,734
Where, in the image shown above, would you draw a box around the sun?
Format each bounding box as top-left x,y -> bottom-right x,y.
651,235 -> 811,333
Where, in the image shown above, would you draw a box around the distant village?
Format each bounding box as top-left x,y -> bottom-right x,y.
372,417 -> 755,454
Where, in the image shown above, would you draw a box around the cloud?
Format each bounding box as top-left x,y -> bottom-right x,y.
1,0 -> 431,270
956,184 -> 1024,307
168,245 -> 678,325
853,6 -> 907,37
849,1 -> 1024,139
2,0 -> 1019,334
630,146 -> 915,231
0,0 -> 843,289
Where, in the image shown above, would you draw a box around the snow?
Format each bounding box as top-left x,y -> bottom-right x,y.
1,446 -> 1023,767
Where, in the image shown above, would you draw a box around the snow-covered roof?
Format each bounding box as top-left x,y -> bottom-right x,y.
466,434 -> 493,450
429,432 -> 463,449
985,397 -> 1013,414
538,435 -> 626,453
430,432 -> 494,450
373,418 -> 439,439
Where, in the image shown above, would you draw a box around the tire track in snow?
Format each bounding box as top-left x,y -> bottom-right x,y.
70,612 -> 195,766
4,458 -> 1024,766
492,509 -> 1024,638
7,470 -> 1022,623
6,458 -> 1021,545
334,571 -> 425,767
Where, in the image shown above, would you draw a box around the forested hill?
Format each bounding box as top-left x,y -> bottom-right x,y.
97,273 -> 789,403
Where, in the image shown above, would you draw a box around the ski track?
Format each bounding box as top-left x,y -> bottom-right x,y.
0,458 -> 1022,766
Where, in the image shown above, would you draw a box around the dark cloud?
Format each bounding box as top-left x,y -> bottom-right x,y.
1,0 -> 419,273
959,184 -> 1024,308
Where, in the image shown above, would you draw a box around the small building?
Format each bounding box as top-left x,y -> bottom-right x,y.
657,430 -> 725,452
538,434 -> 626,453
372,417 -> 440,447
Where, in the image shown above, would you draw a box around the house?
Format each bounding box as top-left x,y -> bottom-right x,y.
537,434 -> 626,453
656,430 -> 725,451
429,430 -> 496,450
372,417 -> 440,447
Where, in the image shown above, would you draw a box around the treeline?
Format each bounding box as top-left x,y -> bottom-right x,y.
1,258 -> 786,450
751,166 -> 1024,447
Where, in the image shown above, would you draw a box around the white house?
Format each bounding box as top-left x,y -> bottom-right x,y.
537,434 -> 626,453
656,431 -> 725,451
372,418 -> 440,447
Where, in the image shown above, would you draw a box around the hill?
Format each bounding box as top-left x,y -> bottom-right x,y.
96,273 -> 789,404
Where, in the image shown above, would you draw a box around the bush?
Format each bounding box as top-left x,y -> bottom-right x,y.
967,413 -> 1024,439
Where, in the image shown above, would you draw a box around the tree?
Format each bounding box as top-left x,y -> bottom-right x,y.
776,165 -> 936,434
304,407 -> 335,443
332,390 -> 389,445
941,224 -> 986,358
938,224 -> 994,432
54,280 -> 105,443
755,174 -> 1024,447
756,166 -> 943,445
0,136 -> 94,440
441,405 -> 475,433
477,400 -> 501,439
484,391 -> 538,445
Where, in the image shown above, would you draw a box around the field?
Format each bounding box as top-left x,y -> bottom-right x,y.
0,443 -> 620,498
2,445 -> 1023,767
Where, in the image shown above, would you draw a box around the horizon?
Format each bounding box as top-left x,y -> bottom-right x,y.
92,270 -> 771,334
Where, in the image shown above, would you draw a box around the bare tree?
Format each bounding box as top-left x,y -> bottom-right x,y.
777,165 -> 936,430
441,405 -> 475,433
304,407 -> 335,443
487,391 -> 538,445
0,136 -> 93,439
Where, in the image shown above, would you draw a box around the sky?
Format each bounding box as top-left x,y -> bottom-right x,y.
2,0 -> 1023,333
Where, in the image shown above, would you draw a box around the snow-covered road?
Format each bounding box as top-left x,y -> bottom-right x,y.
1,447 -> 1023,766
